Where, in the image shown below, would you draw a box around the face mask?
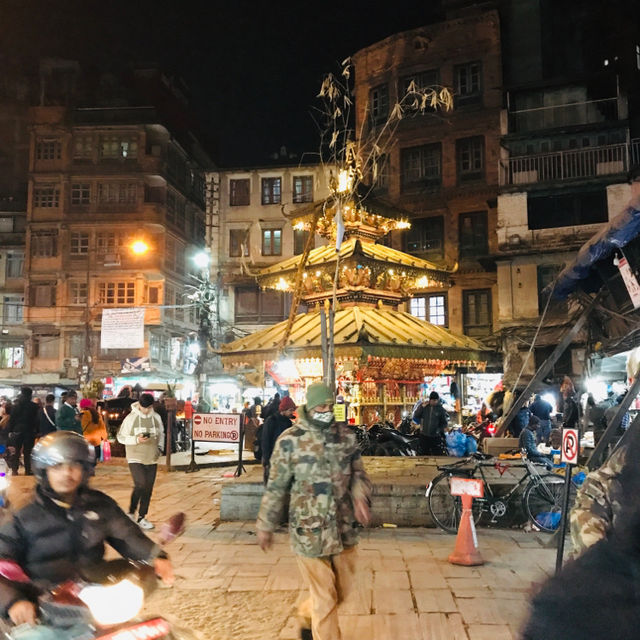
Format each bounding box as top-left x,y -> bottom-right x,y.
312,410 -> 333,424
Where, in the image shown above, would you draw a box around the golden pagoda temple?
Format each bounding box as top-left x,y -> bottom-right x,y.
220,187 -> 489,424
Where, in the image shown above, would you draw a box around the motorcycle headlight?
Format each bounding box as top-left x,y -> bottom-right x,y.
78,579 -> 144,626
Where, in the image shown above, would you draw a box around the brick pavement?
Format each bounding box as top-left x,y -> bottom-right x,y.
6,461 -> 555,639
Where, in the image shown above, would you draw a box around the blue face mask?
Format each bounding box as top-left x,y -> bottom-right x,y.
312,410 -> 333,424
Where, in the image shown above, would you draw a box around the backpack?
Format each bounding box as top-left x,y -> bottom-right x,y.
253,424 -> 263,462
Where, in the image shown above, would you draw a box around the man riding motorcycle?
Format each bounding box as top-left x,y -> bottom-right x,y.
0,431 -> 174,626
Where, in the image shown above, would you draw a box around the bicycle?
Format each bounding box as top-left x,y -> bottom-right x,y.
426,451 -> 575,534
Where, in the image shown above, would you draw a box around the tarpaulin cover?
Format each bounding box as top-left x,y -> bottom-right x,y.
551,197 -> 640,299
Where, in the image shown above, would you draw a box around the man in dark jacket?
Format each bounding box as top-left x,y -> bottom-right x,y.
518,415 -> 553,469
38,393 -> 57,437
0,431 -> 174,626
261,396 -> 296,484
260,393 -> 281,421
7,387 -> 39,476
530,393 -> 553,444
412,391 -> 449,455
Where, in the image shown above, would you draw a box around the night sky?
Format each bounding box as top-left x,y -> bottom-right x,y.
1,0 -> 444,166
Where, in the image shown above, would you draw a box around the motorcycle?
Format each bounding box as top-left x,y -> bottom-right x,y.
0,514 -> 194,640
464,417 -> 496,446
367,422 -> 420,456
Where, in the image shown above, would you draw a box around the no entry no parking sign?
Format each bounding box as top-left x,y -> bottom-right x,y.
192,413 -> 241,443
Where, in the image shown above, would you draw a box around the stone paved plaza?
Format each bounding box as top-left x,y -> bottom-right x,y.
7,460 -> 559,639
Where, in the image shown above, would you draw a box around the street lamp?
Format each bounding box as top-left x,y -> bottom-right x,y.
130,239 -> 150,255
193,251 -> 210,270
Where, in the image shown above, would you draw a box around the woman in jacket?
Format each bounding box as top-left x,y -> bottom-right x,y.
116,393 -> 163,530
79,398 -> 107,461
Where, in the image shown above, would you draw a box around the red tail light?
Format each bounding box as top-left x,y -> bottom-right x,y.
487,423 -> 496,435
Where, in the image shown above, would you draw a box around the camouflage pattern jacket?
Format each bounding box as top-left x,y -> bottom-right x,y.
256,406 -> 372,558
570,444 -> 626,554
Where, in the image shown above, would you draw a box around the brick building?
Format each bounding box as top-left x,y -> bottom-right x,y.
352,5 -> 502,340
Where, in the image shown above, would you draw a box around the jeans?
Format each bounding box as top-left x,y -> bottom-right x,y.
536,419 -> 551,445
418,434 -> 447,455
128,463 -> 158,518
9,432 -> 35,475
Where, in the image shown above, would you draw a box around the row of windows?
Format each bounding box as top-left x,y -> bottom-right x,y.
229,228 -> 310,258
33,182 -> 139,208
369,61 -> 482,122
409,290 -> 491,337
28,280 -> 167,308
229,176 -> 313,206
36,135 -> 138,162
400,136 -> 485,191
404,211 -> 488,259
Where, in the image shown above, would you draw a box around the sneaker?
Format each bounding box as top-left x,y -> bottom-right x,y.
128,512 -> 137,522
137,517 -> 154,530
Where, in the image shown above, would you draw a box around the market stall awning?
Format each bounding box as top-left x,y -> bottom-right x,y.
551,196 -> 640,299
220,306 -> 489,369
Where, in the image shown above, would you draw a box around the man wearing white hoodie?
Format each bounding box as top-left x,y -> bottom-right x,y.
117,393 -> 164,530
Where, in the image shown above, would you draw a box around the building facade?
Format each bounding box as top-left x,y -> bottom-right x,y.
352,6 -> 503,340
209,163 -> 331,340
495,0 -> 640,385
21,64 -> 210,391
0,61 -> 31,390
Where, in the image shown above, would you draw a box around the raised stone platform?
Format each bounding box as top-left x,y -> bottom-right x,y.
220,457 -> 529,527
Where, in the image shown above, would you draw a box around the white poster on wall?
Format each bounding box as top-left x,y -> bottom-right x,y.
617,256 -> 640,309
100,308 -> 145,349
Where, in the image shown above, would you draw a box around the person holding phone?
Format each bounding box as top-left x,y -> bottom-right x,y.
116,393 -> 164,530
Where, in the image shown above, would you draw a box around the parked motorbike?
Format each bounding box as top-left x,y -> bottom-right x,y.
464,417 -> 496,446
367,422 -> 420,456
0,514 -> 193,640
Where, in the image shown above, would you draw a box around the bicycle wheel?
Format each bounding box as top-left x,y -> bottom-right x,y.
523,474 -> 568,533
427,473 -> 483,534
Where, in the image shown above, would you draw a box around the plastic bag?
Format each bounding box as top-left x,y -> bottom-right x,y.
535,511 -> 561,530
101,440 -> 111,462
465,435 -> 478,455
446,429 -> 467,457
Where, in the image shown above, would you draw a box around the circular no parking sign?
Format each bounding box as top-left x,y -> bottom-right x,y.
561,428 -> 579,464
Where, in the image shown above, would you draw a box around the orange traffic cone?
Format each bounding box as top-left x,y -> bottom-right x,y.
448,494 -> 484,566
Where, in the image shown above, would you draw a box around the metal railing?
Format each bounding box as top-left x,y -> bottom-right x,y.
508,97 -> 619,132
500,140 -> 640,187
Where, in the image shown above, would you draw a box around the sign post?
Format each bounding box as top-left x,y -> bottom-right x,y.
189,413 -> 243,476
556,428 -> 578,574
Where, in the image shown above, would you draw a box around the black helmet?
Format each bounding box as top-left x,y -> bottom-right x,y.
32,431 -> 95,484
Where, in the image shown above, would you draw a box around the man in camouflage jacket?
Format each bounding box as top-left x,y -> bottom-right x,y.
256,382 -> 372,640
570,443 -> 627,554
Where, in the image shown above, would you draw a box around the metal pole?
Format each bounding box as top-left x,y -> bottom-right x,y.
165,406 -> 174,472
555,464 -> 574,574
320,304 -> 328,381
497,297 -> 598,436
185,418 -> 200,473
234,421 -> 246,477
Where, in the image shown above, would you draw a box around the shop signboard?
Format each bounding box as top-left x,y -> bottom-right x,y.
333,404 -> 346,422
561,428 -> 579,465
192,413 -> 241,443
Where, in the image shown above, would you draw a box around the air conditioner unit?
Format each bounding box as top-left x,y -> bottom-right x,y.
103,253 -> 121,266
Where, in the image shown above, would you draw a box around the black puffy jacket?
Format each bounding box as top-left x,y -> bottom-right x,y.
0,486 -> 163,614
